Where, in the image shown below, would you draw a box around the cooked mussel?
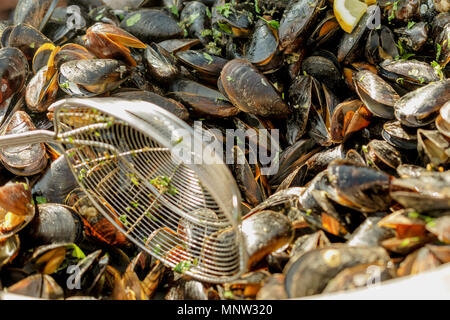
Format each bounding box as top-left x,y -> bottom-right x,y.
284,245 -> 391,298
167,79 -> 239,118
58,59 -> 132,97
0,235 -> 20,267
394,79 -> 450,127
0,47 -> 28,124
381,120 -> 417,150
219,59 -> 290,118
83,22 -> 146,67
354,70 -> 400,119
3,24 -> 52,61
436,101 -> 450,138
6,274 -> 64,299
25,65 -> 59,113
120,9 -> 184,43
180,1 -> 212,46
23,204 -> 85,246
242,210 -> 294,269
327,159 -> 393,213
112,89 -> 189,120
0,111 -> 48,176
417,129 -> 450,166
144,43 -> 180,84
14,0 -> 58,31
278,0 -> 326,53
390,171 -> 450,214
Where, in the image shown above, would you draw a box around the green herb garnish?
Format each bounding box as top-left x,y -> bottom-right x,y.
407,21 -> 416,29
36,196 -> 47,204
173,260 -> 191,273
126,13 -> 141,27
203,52 -> 214,64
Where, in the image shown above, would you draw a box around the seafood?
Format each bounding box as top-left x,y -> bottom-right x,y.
0,0 -> 448,301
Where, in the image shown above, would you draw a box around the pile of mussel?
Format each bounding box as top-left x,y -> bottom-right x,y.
0,0 -> 449,300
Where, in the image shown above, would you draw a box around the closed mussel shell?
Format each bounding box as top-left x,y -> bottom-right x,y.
242,210 -> 294,270
394,79 -> 450,127
120,9 -> 184,43
284,245 -> 391,298
220,59 -> 290,118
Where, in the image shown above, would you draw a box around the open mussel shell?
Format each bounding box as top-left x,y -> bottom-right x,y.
231,146 -> 265,208
436,101 -> 450,138
83,22 -> 146,67
284,245 -> 392,298
25,65 -> 59,113
221,270 -> 271,300
211,2 -> 251,38
426,216 -> 450,244
126,251 -> 165,299
330,99 -> 372,143
58,59 -> 132,97
363,139 -> 402,175
382,120 -> 418,150
365,25 -> 399,65
32,42 -> 55,74
278,0 -> 326,53
307,10 -> 341,49
120,9 -> 184,43
0,181 -> 34,241
436,23 -> 450,67
286,75 -> 318,145
167,79 -> 239,118
0,47 -> 29,103
354,70 -> 400,119
0,235 -> 20,267
377,208 -> 429,239
347,216 -> 395,248
394,21 -> 428,52
0,111 -> 48,176
394,79 -> 450,127
397,246 -> 444,277
416,129 -> 450,166
220,59 -> 290,118
67,189 -> 131,248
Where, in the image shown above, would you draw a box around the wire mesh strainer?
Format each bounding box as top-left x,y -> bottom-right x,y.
0,97 -> 247,283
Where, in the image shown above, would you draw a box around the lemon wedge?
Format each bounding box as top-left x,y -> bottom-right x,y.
334,0 -> 368,34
